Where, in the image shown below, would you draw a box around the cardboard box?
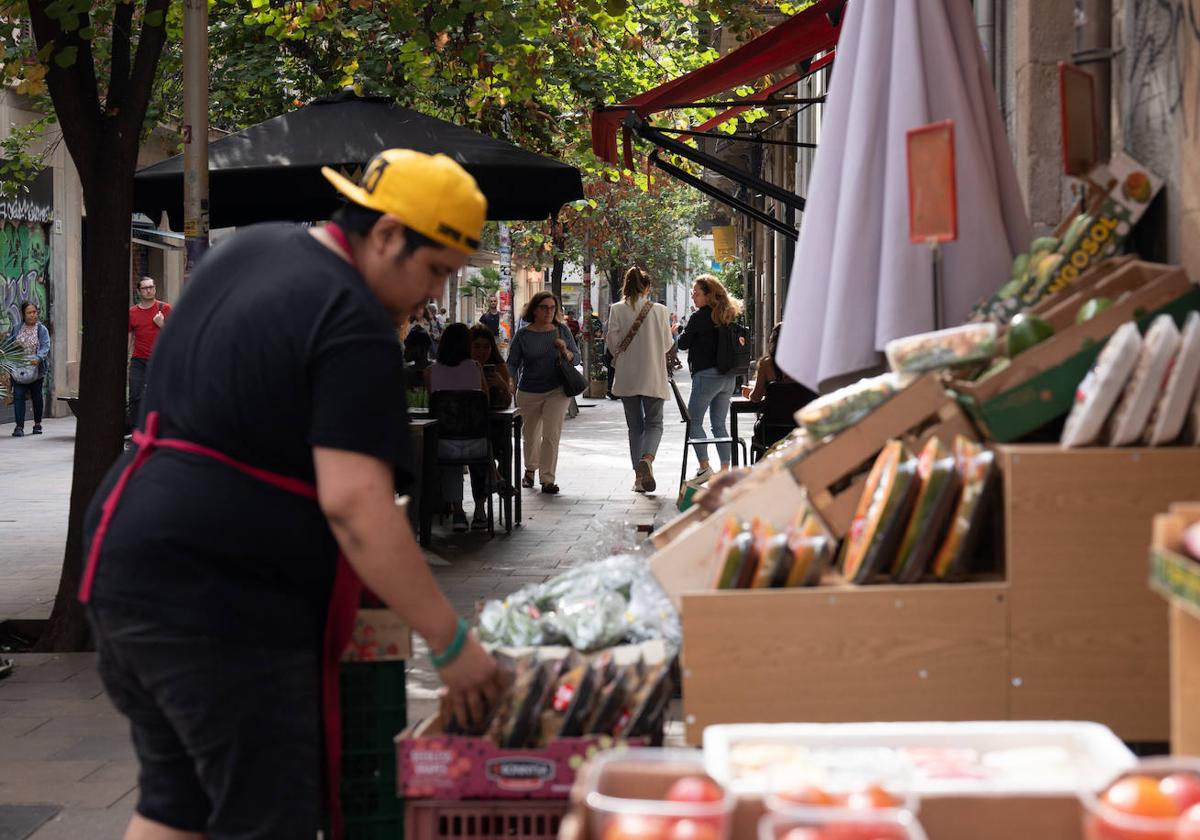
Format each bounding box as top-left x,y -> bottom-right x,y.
1149,506 -> 1200,754
341,608 -> 412,663
955,261 -> 1198,442
397,716 -> 628,800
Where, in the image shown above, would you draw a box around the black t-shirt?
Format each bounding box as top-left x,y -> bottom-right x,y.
84,224 -> 410,647
677,306 -> 718,373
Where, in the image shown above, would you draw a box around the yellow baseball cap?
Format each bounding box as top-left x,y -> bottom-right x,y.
321,149 -> 487,254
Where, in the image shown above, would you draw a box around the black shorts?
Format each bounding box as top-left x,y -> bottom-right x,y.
90,605 -> 323,838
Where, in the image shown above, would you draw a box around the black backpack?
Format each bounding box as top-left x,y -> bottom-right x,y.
716,320 -> 753,375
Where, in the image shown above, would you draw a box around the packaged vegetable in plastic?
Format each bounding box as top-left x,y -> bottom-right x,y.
538,652 -> 588,745
1109,315 -> 1181,446
931,437 -> 997,581
784,504 -> 836,587
796,374 -> 898,439
753,533 -> 795,588
741,517 -> 776,589
840,441 -> 919,584
476,555 -> 680,652
1061,322 -> 1142,448
891,437 -> 961,584
885,323 -> 998,375
618,659 -> 673,738
713,517 -> 752,590
584,661 -> 639,736
1145,311 -> 1200,445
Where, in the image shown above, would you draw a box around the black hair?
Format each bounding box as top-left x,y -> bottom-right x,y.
469,324 -> 504,366
436,322 -> 473,366
19,301 -> 36,318
330,202 -> 445,258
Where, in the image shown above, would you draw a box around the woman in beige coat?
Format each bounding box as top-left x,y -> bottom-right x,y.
606,266 -> 674,493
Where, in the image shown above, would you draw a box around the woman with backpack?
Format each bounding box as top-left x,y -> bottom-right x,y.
676,274 -> 742,480
606,266 -> 673,494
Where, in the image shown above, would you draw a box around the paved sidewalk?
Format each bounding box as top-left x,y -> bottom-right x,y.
0,369 -> 701,838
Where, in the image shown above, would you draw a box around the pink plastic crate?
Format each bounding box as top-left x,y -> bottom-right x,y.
405,799 -> 569,840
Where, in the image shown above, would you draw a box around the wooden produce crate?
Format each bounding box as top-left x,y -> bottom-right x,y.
1022,254 -> 1134,328
955,261 -> 1198,442
1149,503 -> 1200,754
789,373 -> 978,537
1001,446 -> 1200,743
679,582 -> 1009,745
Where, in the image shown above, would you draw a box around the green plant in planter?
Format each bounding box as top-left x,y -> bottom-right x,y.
0,340 -> 25,403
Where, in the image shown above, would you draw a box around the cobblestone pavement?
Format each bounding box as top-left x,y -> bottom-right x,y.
0,368 -> 698,837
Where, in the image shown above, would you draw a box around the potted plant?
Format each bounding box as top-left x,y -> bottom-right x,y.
583,312 -> 609,398
0,337 -> 24,410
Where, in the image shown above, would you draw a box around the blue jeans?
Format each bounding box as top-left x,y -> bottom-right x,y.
12,377 -> 44,428
687,368 -> 737,465
621,396 -> 664,468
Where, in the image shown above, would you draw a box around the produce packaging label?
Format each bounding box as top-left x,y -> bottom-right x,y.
1150,547 -> 1200,622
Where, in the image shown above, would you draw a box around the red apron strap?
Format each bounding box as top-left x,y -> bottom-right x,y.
80,409 -> 367,840
322,555 -> 365,840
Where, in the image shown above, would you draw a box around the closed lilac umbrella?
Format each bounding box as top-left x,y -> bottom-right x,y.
777,0 -> 1030,390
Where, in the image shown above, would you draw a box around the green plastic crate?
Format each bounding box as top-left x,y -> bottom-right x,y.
344,813 -> 404,840
341,661 -> 408,754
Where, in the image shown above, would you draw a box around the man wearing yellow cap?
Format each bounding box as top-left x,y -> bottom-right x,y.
81,150 -> 502,840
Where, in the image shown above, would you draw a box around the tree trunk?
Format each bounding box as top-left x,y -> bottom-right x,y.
35,144 -> 136,652
607,266 -> 621,310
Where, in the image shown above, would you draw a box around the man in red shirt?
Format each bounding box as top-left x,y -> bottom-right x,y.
127,276 -> 170,433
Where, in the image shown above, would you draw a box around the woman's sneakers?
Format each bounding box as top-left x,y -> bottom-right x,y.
693,465 -> 714,482
471,506 -> 489,530
11,426 -> 23,437
635,458 -> 656,493
31,424 -> 42,435
451,510 -> 469,532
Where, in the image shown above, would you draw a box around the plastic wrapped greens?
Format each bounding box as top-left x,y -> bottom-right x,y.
477,554 -> 680,652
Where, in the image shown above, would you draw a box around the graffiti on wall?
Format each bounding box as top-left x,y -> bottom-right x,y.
1125,0 -> 1200,141
0,222 -> 52,338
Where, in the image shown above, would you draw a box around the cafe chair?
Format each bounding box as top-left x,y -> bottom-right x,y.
430,389 -> 496,537
749,381 -> 817,463
669,376 -> 746,490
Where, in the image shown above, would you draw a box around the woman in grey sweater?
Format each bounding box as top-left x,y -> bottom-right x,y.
507,291 -> 580,494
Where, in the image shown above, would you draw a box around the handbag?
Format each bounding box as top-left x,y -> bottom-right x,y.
10,359 -> 39,385
554,325 -> 587,397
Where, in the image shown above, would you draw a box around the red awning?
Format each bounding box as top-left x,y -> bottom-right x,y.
591,0 -> 844,166
693,49 -> 834,133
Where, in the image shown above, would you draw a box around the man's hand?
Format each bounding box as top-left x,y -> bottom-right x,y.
696,468 -> 751,513
152,311 -> 165,328
437,633 -> 504,730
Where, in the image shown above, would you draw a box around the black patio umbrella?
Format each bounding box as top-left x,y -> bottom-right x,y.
134,92 -> 584,229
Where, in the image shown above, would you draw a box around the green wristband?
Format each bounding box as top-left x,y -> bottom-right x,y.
431,617 -> 469,669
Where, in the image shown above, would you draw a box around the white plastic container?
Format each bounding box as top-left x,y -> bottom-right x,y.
703,721 -> 1136,800
1061,322 -> 1142,448
1145,311 -> 1200,445
759,809 -> 930,840
1109,315 -> 1182,446
585,748 -> 736,840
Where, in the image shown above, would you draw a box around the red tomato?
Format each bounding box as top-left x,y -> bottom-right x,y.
821,823 -> 908,840
776,785 -> 836,807
603,815 -> 670,840
665,777 -> 724,804
1161,775 -> 1200,814
667,819 -> 721,840
842,785 -> 903,811
1178,803 -> 1200,840
779,830 -> 823,840
1104,777 -> 1180,819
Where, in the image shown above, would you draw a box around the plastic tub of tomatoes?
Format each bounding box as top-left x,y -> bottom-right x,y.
1080,757 -> 1200,840
584,749 -> 736,840
759,809 -> 929,840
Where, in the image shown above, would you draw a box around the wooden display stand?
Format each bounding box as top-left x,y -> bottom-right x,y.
1150,503 -> 1200,754
677,445 -> 1200,745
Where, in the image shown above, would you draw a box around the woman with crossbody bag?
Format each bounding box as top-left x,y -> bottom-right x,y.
606,266 -> 673,493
